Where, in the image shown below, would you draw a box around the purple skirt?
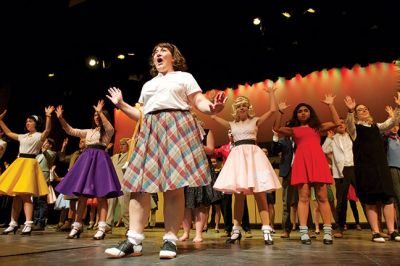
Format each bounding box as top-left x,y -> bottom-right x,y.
55,147 -> 122,198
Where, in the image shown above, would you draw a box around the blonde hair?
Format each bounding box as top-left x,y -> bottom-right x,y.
231,96 -> 255,122
354,104 -> 374,125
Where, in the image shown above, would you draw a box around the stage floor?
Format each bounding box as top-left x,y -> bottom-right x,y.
0,226 -> 399,265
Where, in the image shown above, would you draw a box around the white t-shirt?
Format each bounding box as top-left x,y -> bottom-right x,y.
18,132 -> 43,155
0,139 -> 7,160
139,71 -> 202,115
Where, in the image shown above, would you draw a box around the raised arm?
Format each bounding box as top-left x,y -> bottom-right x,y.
257,84 -> 278,126
273,101 -> 293,137
41,105 -> 54,142
189,91 -> 227,115
377,92 -> 400,131
322,94 -> 341,125
106,87 -> 142,121
210,115 -> 230,129
55,105 -> 87,138
0,110 -> 18,141
344,96 -> 357,140
93,99 -> 114,135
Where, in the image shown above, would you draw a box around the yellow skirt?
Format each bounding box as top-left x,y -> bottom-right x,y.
0,157 -> 49,196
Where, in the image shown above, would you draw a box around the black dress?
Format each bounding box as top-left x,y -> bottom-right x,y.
184,129 -> 223,208
353,124 -> 395,203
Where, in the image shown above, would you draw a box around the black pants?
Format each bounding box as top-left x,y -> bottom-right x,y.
334,166 -> 356,231
221,194 -> 233,233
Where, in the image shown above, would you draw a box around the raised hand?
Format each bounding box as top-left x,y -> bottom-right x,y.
209,91 -> 227,114
385,105 -> 394,118
106,87 -> 123,106
321,94 -> 336,106
45,105 -> 55,116
278,101 -> 290,112
263,83 -> 277,93
0,110 -> 7,121
93,99 -> 105,113
55,105 -> 64,119
344,96 -> 356,111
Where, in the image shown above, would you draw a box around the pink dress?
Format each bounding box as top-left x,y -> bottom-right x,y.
213,117 -> 281,194
291,126 -> 333,185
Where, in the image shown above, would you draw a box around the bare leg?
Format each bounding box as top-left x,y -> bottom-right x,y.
297,184 -> 311,226
179,208 -> 192,241
193,206 -> 207,242
383,203 -> 396,233
233,193 -> 245,227
365,204 -> 380,233
163,188 -> 184,239
254,192 -> 270,225
128,192 -> 151,233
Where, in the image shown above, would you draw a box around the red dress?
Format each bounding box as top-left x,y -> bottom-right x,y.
291,126 -> 333,185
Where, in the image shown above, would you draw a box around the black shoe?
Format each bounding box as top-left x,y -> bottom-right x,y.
93,230 -> 106,240
226,231 -> 242,244
159,240 -> 177,259
105,239 -> 142,258
301,238 -> 311,245
323,238 -> 333,245
389,231 -> 400,241
66,228 -> 82,239
1,226 -> 18,235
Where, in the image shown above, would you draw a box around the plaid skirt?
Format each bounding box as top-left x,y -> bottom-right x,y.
122,110 -> 211,193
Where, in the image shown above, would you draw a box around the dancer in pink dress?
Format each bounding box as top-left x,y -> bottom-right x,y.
273,95 -> 337,245
213,85 -> 281,245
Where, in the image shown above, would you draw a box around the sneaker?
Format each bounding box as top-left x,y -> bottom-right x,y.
159,240 -> 177,259
389,231 -> 400,242
244,230 -> 253,238
372,233 -> 385,243
104,239 -> 142,258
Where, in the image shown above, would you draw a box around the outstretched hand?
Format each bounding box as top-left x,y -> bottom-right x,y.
93,99 -> 105,113
45,106 -> 55,116
321,94 -> 336,106
263,83 -> 278,93
0,110 -> 7,121
106,87 -> 123,106
55,105 -> 64,119
278,101 -> 290,112
385,105 -> 394,118
344,96 -> 356,111
209,91 -> 227,114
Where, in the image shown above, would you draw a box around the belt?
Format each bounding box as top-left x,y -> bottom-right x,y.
19,153 -> 37,158
147,109 -> 189,115
234,139 -> 256,146
86,144 -> 106,150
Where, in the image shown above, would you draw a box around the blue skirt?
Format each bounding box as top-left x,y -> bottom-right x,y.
55,147 -> 122,198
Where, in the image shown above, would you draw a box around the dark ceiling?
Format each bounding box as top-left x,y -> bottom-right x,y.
1,0 -> 399,123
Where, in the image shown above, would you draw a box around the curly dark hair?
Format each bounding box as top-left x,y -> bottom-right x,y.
289,103 -> 321,131
149,42 -> 188,77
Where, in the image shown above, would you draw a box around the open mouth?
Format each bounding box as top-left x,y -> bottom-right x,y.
156,57 -> 163,64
